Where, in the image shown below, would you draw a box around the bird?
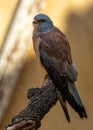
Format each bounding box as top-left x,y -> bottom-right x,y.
32,13 -> 87,122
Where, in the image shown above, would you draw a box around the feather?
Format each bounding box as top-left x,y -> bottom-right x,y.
67,81 -> 87,118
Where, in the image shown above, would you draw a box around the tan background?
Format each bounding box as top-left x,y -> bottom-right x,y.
0,0 -> 93,130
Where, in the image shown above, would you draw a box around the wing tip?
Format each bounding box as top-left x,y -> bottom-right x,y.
67,117 -> 71,123
79,105 -> 88,119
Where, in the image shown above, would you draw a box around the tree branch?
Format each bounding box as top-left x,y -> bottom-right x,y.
6,77 -> 58,130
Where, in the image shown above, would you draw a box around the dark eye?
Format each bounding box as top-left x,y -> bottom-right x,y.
38,19 -> 45,23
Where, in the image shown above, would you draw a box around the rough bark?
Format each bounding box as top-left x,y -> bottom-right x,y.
6,77 -> 58,130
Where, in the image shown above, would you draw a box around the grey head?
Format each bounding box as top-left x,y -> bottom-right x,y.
33,13 -> 54,33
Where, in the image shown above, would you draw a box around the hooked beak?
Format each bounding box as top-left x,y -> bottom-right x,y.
33,18 -> 38,24
32,18 -> 39,30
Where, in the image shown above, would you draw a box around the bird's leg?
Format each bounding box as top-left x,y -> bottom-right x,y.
41,73 -> 49,87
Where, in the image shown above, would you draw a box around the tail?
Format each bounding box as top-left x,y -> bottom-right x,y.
66,81 -> 88,119
56,89 -> 70,122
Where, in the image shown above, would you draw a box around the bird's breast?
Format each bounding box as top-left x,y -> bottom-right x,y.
33,36 -> 41,58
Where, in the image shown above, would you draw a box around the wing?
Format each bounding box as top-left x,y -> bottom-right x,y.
39,27 -> 78,82
39,48 -> 71,122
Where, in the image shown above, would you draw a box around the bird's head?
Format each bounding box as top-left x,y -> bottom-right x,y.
33,14 -> 54,33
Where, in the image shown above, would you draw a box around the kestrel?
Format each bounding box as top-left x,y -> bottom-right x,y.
32,13 -> 87,122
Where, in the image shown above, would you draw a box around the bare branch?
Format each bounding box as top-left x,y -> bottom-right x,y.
6,77 -> 58,130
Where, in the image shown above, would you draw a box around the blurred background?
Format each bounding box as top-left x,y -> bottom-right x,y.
0,0 -> 93,130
